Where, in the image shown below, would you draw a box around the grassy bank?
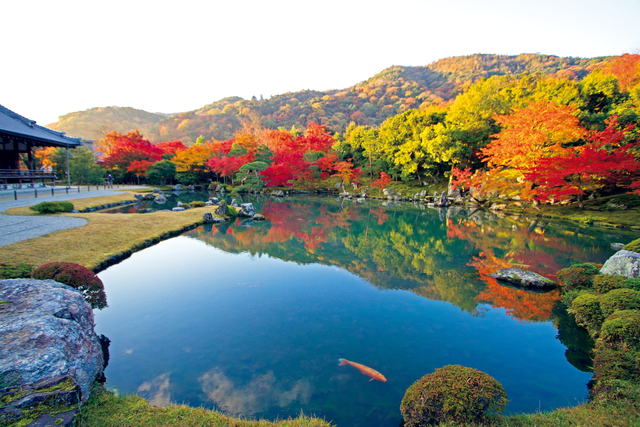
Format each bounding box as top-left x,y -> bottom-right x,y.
1,199 -> 215,272
80,386 -> 330,427
80,385 -> 639,427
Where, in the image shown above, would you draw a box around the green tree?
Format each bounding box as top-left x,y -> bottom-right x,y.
146,160 -> 177,185
378,108 -> 445,184
69,145 -> 105,184
234,161 -> 268,192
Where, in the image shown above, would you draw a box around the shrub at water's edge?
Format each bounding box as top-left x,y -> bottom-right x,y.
32,262 -> 107,310
557,261 -> 640,419
569,292 -> 604,335
400,365 -> 507,426
556,263 -> 602,291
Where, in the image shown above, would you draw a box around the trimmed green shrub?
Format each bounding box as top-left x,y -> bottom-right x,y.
226,205 -> 238,217
593,341 -> 639,382
623,278 -> 640,292
32,262 -> 107,309
188,201 -> 206,208
29,201 -> 74,214
400,365 -> 507,426
557,263 -> 602,291
570,292 -> 604,335
600,310 -> 640,351
600,289 -> 640,318
623,238 -> 640,253
0,263 -> 33,279
593,275 -> 628,294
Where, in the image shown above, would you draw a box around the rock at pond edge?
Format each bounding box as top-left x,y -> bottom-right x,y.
600,250 -> 640,279
0,279 -> 104,401
488,268 -> 557,289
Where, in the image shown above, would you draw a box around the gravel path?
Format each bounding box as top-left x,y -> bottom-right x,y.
0,187 -> 144,247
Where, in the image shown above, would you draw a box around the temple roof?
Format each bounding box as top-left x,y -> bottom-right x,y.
0,104 -> 82,147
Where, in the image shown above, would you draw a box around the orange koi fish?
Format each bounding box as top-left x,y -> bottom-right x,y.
338,358 -> 387,382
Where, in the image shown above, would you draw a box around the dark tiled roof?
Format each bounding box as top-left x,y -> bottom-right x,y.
0,104 -> 82,147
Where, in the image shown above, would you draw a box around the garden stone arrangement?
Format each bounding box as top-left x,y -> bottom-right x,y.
0,279 -> 104,425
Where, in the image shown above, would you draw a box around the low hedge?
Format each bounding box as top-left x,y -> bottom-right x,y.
600,289 -> 640,318
600,310 -> 640,351
593,275 -> 629,294
557,263 -> 602,291
570,292 -> 605,335
29,201 -> 74,214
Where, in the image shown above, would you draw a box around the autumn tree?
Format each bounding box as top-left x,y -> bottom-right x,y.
371,172 -> 392,195
467,100 -> 587,199
172,144 -> 214,184
98,130 -> 164,182
155,140 -> 186,159
524,119 -> 640,207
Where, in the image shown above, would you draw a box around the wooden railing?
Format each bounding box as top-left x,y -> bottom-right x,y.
0,169 -> 57,178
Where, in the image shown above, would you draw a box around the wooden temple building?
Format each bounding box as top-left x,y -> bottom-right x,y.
0,104 -> 82,186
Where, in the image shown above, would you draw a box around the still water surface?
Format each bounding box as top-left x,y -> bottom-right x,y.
95,196 -> 640,426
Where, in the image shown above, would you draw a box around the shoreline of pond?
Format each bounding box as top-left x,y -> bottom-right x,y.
2,190 -> 640,426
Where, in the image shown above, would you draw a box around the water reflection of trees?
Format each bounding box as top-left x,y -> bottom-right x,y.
187,198 -> 633,326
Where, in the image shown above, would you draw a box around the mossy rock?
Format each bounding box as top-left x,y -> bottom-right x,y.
593,275 -> 629,294
600,310 -> 640,351
188,201 -> 206,208
570,292 -> 605,335
557,263 -> 602,291
623,238 -> 640,253
226,205 -> 238,217
600,289 -> 640,318
400,365 -> 507,426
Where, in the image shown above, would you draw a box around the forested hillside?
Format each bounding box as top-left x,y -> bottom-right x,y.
47,106 -> 168,141
48,54 -> 609,143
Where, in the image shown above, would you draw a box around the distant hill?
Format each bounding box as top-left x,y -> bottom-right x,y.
48,54 -> 610,143
47,106 -> 168,141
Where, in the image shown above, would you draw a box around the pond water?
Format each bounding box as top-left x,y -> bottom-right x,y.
94,196 -> 640,426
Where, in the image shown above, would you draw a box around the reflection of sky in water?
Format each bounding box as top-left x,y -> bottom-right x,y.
95,232 -> 595,427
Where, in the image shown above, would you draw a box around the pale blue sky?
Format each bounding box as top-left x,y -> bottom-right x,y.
1,0 -> 639,126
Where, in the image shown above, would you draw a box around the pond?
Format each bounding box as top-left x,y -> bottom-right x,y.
94,196 -> 640,426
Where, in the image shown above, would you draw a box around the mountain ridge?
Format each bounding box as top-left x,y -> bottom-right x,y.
47,53 -> 611,143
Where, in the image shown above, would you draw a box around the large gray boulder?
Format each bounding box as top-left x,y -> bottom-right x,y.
215,200 -> 227,216
271,190 -> 284,197
600,250 -> 640,279
488,268 -> 557,289
433,192 -> 450,207
203,212 -> 214,223
154,194 -> 167,204
0,279 -> 104,401
238,203 -> 256,218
